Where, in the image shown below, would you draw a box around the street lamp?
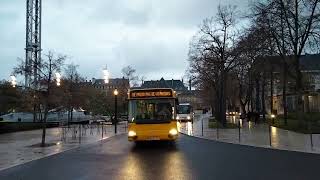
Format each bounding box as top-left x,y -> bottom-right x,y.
10,75 -> 17,87
103,65 -> 109,84
55,73 -> 61,86
271,114 -> 276,124
114,88 -> 118,134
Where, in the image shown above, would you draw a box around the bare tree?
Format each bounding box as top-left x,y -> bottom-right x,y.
189,5 -> 240,126
233,21 -> 277,120
63,63 -> 83,123
122,65 -> 138,87
253,0 -> 320,123
14,51 -> 66,147
138,75 -> 146,86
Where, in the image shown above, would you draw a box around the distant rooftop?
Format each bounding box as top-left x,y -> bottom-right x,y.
80,77 -> 129,87
140,78 -> 188,92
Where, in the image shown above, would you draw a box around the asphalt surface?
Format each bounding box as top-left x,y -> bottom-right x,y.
1,134 -> 320,180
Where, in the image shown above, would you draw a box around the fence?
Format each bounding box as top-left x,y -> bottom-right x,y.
59,122 -> 127,144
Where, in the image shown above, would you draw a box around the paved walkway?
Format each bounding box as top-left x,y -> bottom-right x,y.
0,123 -> 127,171
179,114 -> 320,154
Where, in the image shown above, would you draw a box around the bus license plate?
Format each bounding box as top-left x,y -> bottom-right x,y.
147,137 -> 160,140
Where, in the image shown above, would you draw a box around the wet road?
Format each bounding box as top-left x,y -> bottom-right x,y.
1,134 -> 320,180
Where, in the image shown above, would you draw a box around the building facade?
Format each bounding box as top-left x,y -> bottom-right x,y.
261,54 -> 320,114
139,78 -> 203,109
81,77 -> 130,114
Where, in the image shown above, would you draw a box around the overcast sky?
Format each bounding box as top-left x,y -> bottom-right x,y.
0,0 -> 249,83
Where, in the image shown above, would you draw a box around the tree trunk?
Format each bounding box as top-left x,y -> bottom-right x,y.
41,97 -> 49,147
262,72 -> 266,121
41,59 -> 52,147
270,69 -> 274,115
294,55 -> 304,124
249,75 -> 254,113
214,90 -> 220,122
220,71 -> 227,127
283,62 -> 288,125
240,101 -> 246,116
255,77 -> 260,113
239,82 -> 247,117
33,104 -> 37,122
71,107 -> 73,122
41,106 -> 47,147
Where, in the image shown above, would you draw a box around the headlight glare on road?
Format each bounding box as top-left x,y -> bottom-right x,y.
169,129 -> 178,136
128,130 -> 137,137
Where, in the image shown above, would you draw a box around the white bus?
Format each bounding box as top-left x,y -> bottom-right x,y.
176,103 -> 193,122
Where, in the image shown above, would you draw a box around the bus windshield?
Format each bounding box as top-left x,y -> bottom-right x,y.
177,105 -> 192,114
129,99 -> 174,124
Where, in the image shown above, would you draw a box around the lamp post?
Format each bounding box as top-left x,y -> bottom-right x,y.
10,75 -> 17,88
103,65 -> 109,84
55,73 -> 61,86
114,88 -> 118,134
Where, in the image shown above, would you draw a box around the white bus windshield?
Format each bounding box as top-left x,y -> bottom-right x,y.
177,105 -> 192,114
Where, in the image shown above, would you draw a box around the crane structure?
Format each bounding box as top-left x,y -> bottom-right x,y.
25,0 -> 42,88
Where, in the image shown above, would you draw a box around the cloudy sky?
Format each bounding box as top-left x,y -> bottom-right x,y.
0,0 -> 249,83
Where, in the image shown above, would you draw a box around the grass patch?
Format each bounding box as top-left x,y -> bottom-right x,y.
268,117 -> 320,134
208,121 -> 238,129
208,117 -> 215,122
277,112 -> 320,121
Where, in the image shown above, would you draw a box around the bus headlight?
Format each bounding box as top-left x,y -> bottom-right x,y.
128,131 -> 137,137
187,115 -> 191,120
169,129 -> 178,136
176,116 -> 180,120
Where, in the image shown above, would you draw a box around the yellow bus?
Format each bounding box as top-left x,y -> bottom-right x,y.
127,88 -> 179,141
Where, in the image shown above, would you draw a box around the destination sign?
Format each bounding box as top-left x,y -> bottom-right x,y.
130,89 -> 173,98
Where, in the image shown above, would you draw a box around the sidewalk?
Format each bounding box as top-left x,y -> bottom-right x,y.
179,114 -> 320,154
0,123 -> 127,171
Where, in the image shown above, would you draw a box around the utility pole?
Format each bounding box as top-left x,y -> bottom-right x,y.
25,0 -> 42,88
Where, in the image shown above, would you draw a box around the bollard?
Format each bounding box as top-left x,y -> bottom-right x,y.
61,126 -> 63,141
72,126 -> 76,139
79,124 -> 81,143
309,121 -> 313,150
102,124 -> 104,139
64,126 -> 67,142
201,117 -> 204,136
216,120 -> 219,140
238,120 -> 241,143
310,133 -> 313,150
268,124 -> 272,147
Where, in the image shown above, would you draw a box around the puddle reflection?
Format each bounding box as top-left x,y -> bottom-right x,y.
186,122 -> 193,136
119,142 -> 189,180
178,122 -> 193,136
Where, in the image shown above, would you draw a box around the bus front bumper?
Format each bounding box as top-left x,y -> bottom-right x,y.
128,130 -> 178,141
